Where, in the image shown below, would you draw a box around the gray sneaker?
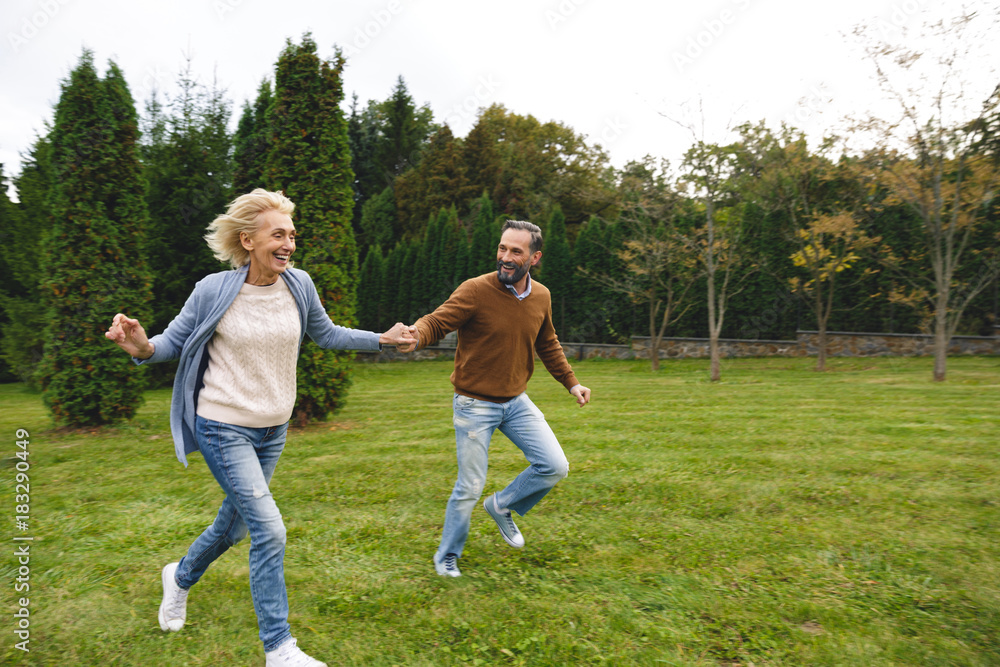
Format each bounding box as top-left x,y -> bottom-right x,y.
435,553 -> 461,577
158,562 -> 189,632
483,493 -> 525,548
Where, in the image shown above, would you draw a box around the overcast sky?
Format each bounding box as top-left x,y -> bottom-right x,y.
1,0 -> 997,195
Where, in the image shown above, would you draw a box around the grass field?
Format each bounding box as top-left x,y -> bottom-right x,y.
1,356 -> 999,666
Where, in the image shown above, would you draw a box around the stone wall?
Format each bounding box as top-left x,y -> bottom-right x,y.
358,328 -> 999,362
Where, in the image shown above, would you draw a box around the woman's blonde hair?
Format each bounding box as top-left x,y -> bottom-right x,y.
205,189 -> 295,269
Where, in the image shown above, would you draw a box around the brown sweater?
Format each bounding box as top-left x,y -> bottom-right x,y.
414,273 -> 579,402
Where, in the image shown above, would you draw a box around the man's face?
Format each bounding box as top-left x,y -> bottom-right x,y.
496,228 -> 539,285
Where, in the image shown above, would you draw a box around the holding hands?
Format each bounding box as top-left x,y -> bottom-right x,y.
105,313 -> 154,359
380,322 -> 418,353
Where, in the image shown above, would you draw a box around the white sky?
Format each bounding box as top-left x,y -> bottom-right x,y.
1,0 -> 997,196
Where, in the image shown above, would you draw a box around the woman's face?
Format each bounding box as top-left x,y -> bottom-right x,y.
243,209 -> 296,280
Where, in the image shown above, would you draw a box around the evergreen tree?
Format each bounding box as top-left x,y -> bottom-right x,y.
399,239 -> 419,322
358,185 -> 396,255
434,206 -> 462,302
347,94 -> 380,230
357,245 -> 384,330
380,242 -> 403,324
469,192 -> 497,275
376,76 -> 434,182
540,205 -> 574,334
0,170 -> 21,381
39,52 -> 153,426
265,35 -> 359,424
453,224 -> 471,285
232,79 -> 272,193
0,139 -> 53,386
421,212 -> 443,312
142,60 -> 233,335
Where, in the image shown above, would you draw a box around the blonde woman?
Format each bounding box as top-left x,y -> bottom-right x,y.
106,189 -> 415,667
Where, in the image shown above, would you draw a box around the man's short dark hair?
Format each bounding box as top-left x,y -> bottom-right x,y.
501,219 -> 543,254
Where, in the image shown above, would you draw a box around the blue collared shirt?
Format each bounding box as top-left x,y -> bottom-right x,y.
504,272 -> 532,301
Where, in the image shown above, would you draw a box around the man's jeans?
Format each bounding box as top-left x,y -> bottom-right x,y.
174,416 -> 291,652
435,393 -> 569,564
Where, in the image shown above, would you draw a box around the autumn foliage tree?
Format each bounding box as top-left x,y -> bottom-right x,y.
857,13 -> 1000,381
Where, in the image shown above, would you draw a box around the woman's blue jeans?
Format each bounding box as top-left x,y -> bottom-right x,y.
435,392 -> 569,565
174,416 -> 291,652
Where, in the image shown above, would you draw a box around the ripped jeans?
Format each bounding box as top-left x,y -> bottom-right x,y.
174,416 -> 291,652
435,393 -> 569,564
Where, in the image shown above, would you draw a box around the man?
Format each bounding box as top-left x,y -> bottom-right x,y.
410,219 -> 592,577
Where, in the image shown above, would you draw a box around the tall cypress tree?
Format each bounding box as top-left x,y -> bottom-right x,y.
232,79 -> 272,194
357,245 -> 384,331
398,240 -> 419,323
0,140 -> 52,386
265,35 -> 359,424
39,52 -> 153,425
421,212 -> 443,312
540,205 -> 573,334
469,192 -> 496,276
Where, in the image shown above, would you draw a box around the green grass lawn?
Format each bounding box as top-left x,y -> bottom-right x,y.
2,356 -> 999,666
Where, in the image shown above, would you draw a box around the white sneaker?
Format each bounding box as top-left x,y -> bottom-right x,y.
157,562 -> 189,632
265,637 -> 327,667
434,553 -> 461,577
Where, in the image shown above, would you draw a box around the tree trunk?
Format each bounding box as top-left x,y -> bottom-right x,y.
709,332 -> 720,381
816,326 -> 827,372
933,292 -> 948,382
648,298 -> 660,372
816,287 -> 828,372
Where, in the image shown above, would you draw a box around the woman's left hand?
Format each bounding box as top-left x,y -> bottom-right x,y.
380,322 -> 418,353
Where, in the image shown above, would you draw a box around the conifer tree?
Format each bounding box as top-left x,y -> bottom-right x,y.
39,52 -> 153,426
398,240 -> 419,322
232,79 -> 272,193
469,192 -> 497,275
0,170 -> 20,381
421,212 -> 443,311
265,35 -> 359,423
142,60 -> 232,334
434,206 -> 462,302
540,205 -> 574,333
572,215 -> 605,337
358,185 -> 396,255
380,242 -> 403,324
0,141 -> 52,386
357,245 -> 384,331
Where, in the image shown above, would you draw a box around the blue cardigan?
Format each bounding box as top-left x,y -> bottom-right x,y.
135,266 -> 381,466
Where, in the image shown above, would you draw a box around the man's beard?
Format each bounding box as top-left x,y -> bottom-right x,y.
497,260 -> 530,285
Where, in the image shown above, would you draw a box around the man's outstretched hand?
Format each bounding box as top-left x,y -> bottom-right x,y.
570,385 -> 591,407
380,322 -> 418,353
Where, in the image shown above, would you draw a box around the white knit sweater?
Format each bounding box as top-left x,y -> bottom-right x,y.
196,277 -> 301,427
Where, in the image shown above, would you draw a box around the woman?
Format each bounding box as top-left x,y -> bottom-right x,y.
106,189 -> 415,667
